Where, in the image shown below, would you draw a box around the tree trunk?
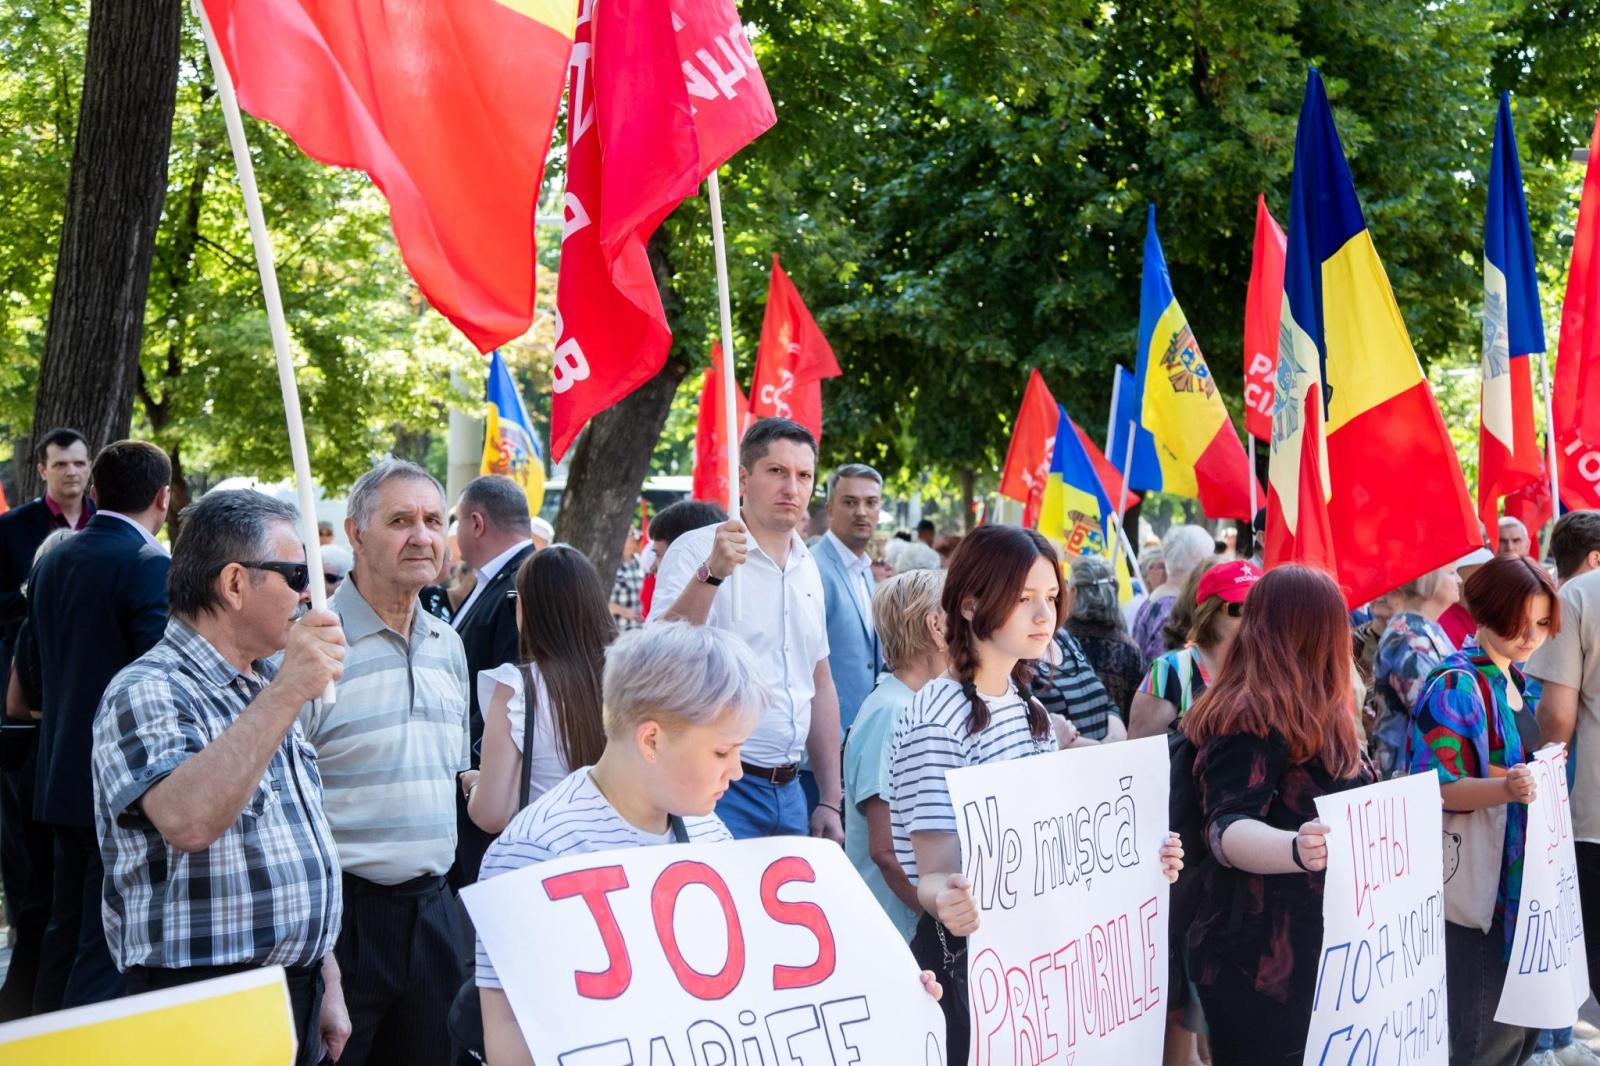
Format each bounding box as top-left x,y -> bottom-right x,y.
166,441 -> 192,542
23,0 -> 182,498
959,468 -> 976,531
556,355 -> 689,585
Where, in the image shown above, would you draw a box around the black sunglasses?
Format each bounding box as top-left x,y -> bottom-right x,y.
1224,601 -> 1245,618
241,561 -> 311,593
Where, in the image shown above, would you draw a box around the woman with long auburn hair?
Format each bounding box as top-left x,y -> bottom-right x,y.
1181,564 -> 1374,1064
889,525 -> 1183,1064
467,545 -> 616,834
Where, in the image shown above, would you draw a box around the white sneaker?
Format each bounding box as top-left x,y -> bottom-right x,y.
1555,1041 -> 1600,1066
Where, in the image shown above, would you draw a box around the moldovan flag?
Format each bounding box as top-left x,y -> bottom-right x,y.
1267,70 -> 1477,606
549,0 -> 776,459
1244,196 -> 1287,441
1553,110 -> 1600,510
693,343 -> 749,510
998,369 -> 1061,527
1480,92 -> 1546,532
197,0 -> 574,353
750,256 -> 840,443
1135,206 -> 1255,519
1039,407 -> 1114,559
480,349 -> 545,516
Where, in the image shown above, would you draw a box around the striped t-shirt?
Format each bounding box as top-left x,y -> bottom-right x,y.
475,767 -> 731,988
888,675 -> 1056,885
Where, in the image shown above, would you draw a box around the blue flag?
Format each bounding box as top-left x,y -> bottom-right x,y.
1107,364 -> 1164,492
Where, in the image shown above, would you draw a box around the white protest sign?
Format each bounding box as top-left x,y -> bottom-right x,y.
463,835 -> 945,1065
1304,771 -> 1447,1066
1496,744 -> 1589,1026
946,735 -> 1171,1066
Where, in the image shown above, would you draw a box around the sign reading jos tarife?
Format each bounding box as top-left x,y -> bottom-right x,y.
463,835 -> 946,1065
1496,744 -> 1589,1027
946,735 -> 1172,1066
1304,771 -> 1448,1066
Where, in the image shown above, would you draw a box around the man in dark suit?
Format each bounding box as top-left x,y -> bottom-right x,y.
0,427 -> 93,1020
449,474 -> 532,886
30,440 -> 171,1011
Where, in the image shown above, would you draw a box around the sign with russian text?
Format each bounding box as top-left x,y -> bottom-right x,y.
464,836 -> 945,1065
947,735 -> 1171,1066
1496,744 -> 1589,1026
1304,771 -> 1447,1066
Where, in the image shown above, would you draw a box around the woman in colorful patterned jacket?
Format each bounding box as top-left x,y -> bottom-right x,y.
1370,563 -> 1461,773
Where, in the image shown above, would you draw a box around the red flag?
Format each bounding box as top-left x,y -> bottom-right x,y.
749,256 -> 841,443
1503,460 -> 1553,558
1555,111 -> 1600,510
1072,421 -> 1140,513
549,0 -> 775,460
998,369 -> 1061,528
199,0 -> 574,353
692,343 -> 750,510
1243,195 -> 1287,441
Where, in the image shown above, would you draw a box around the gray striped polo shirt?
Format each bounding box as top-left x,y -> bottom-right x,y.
300,576 -> 470,885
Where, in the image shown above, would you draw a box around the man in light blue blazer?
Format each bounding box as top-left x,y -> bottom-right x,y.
815,463 -> 885,738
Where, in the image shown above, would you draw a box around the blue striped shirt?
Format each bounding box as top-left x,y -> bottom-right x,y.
888,675 -> 1056,885
474,768 -> 731,988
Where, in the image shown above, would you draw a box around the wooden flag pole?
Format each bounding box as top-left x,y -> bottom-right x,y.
197,2 -> 334,701
706,170 -> 743,621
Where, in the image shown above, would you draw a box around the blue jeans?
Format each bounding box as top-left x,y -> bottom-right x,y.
716,775 -> 807,839
1538,1027 -> 1575,1051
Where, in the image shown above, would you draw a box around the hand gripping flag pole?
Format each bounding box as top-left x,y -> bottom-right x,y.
197,1 -> 335,702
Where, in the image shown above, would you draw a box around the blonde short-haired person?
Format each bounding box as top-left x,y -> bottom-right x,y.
843,570 -> 947,941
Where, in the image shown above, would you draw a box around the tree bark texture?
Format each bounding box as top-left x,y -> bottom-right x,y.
23,0 -> 182,498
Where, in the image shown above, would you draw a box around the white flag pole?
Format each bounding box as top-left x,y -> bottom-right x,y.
1106,366 -> 1123,456
706,170 -> 743,621
1540,349 -> 1561,512
1248,434 -> 1259,523
1113,420 -> 1142,582
197,3 -> 334,702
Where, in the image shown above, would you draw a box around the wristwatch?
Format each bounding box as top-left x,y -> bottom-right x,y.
696,562 -> 724,587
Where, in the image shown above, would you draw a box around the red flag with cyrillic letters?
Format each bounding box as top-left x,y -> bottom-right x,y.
749,256 -> 840,443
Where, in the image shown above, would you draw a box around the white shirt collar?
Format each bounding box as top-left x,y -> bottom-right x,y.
102,510 -> 167,554
476,538 -> 533,586
823,529 -> 870,575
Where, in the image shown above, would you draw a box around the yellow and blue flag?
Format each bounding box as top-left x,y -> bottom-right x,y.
1039,406 -> 1112,559
481,349 -> 545,515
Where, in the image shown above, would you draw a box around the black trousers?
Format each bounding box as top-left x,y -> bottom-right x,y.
335,872 -> 464,1066
1196,972 -> 1310,1066
1444,919 -> 1540,1066
34,822 -> 123,1012
0,739 -> 52,1020
1577,841 -> 1600,1007
910,914 -> 968,1066
128,961 -> 324,1066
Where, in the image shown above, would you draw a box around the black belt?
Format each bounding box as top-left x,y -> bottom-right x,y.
741,762 -> 800,786
342,872 -> 447,898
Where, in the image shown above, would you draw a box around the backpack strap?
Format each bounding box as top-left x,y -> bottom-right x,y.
518,663 -> 538,811
669,814 -> 690,843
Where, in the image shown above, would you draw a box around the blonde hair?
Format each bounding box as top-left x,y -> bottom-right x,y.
872,569 -> 945,670
602,622 -> 769,739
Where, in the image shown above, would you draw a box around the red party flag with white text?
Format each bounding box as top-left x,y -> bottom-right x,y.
749,256 -> 840,443
1554,111 -> 1600,510
1243,195 -> 1287,441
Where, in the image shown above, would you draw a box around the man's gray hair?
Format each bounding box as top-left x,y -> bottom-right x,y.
1498,515 -> 1528,535
826,463 -> 883,499
1068,554 -> 1125,632
169,490 -> 300,619
603,621 -> 770,736
346,459 -> 444,532
457,474 -> 532,537
893,541 -> 941,574
1161,524 -> 1214,582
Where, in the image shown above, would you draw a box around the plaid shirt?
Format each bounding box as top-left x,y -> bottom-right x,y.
611,556 -> 644,631
93,619 -> 342,971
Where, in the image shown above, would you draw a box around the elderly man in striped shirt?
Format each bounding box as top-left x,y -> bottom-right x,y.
299,460 -> 471,1066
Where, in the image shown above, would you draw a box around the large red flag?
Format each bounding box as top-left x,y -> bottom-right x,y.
1243,195 -> 1287,441
1555,111 -> 1600,509
692,343 -> 750,510
1503,459 -> 1553,558
549,1 -> 775,460
749,256 -> 841,442
998,369 -> 1061,528
198,0 -> 574,353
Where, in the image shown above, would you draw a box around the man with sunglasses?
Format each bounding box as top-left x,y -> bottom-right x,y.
93,489 -> 350,1066
298,460 -> 469,1066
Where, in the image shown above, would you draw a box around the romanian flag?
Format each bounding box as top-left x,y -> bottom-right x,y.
1134,207 -> 1255,519
480,350 -> 545,516
1267,71 -> 1477,606
1039,407 -> 1113,559
1479,92 -> 1546,533
198,0 -> 575,352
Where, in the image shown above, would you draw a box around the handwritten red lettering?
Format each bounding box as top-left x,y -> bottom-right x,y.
543,865 -> 633,999
759,856 -> 837,990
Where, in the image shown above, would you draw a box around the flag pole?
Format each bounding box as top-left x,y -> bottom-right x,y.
1111,419 -> 1141,582
197,2 -> 334,702
706,170 -> 743,621
1248,435 -> 1259,524
1540,350 -> 1561,511
1106,367 -> 1122,456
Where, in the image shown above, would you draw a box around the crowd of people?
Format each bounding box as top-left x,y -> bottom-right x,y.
1,417 -> 1599,1066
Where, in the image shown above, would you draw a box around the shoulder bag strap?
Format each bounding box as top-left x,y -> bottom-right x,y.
518,662 -> 538,811
669,814 -> 690,843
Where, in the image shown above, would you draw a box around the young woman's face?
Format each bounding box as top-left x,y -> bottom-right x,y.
646,709 -> 756,817
980,555 -> 1061,663
1479,592 -> 1555,665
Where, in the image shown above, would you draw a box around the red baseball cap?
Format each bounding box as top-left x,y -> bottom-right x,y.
1196,560 -> 1262,605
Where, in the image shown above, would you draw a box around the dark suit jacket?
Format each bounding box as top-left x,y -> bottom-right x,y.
0,497 -> 94,680
450,542 -> 532,886
30,514 -> 168,828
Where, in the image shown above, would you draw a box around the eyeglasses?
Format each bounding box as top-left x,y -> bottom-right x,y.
324,572 -> 343,585
241,561 -> 310,593
1224,601 -> 1245,618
